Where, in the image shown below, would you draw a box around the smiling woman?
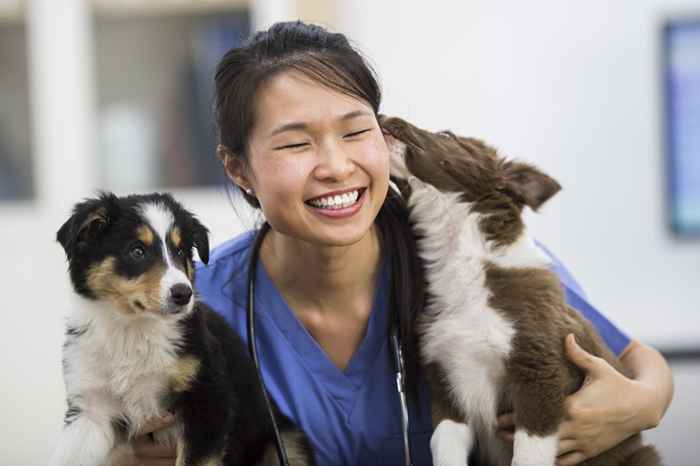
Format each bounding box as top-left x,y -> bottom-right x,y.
226,70 -> 389,247
107,20 -> 674,466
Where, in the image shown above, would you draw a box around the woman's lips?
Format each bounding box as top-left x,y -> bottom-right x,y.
306,187 -> 367,219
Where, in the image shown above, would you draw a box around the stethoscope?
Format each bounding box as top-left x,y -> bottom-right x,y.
246,221 -> 413,466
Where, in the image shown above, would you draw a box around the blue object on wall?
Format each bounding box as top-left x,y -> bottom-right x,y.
663,17 -> 700,237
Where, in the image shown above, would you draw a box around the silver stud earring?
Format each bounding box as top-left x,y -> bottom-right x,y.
244,188 -> 253,196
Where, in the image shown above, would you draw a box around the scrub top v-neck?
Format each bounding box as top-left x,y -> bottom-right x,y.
195,231 -> 631,466
256,245 -> 390,414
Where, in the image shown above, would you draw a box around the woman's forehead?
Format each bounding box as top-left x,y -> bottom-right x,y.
252,70 -> 374,135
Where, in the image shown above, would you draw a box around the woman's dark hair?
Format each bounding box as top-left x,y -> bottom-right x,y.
214,21 -> 424,402
214,20 -> 380,210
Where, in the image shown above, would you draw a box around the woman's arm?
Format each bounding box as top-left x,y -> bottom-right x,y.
554,335 -> 674,466
618,339 -> 674,428
496,336 -> 674,466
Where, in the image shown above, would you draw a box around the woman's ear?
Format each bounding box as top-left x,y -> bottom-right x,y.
217,144 -> 253,192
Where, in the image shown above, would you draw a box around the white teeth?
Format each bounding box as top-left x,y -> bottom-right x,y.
308,190 -> 360,210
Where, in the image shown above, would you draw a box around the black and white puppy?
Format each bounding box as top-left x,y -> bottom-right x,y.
51,192 -> 313,466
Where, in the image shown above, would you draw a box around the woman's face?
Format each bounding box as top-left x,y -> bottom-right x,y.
230,70 -> 390,247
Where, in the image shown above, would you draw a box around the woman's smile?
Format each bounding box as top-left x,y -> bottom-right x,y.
305,187 -> 367,218
240,70 -> 390,247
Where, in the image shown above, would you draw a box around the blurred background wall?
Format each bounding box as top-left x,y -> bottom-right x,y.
0,0 -> 697,463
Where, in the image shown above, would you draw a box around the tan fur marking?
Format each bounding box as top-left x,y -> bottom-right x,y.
175,436 -> 225,466
280,432 -> 310,466
175,439 -> 186,466
171,356 -> 201,393
185,259 -> 194,281
200,453 -> 225,466
171,226 -> 182,249
80,207 -> 108,230
255,431 -> 311,466
86,257 -> 166,314
137,224 -> 154,246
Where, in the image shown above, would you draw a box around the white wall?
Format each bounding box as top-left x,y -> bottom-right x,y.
340,0 -> 700,350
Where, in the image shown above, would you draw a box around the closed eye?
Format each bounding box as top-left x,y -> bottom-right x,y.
273,142 -> 309,151
344,128 -> 372,139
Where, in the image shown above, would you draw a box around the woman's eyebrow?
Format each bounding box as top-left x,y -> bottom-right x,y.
268,110 -> 372,137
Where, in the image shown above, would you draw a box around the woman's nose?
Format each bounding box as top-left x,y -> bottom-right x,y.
314,142 -> 355,181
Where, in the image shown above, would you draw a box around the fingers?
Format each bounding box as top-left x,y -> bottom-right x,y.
131,415 -> 177,461
496,413 -> 514,429
564,334 -> 603,376
496,413 -> 515,443
136,414 -> 176,436
557,438 -> 578,456
557,450 -> 587,466
496,429 -> 514,443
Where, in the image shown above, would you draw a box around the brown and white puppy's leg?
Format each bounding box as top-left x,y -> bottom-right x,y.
425,365 -> 475,466
431,419 -> 473,466
507,354 -> 565,466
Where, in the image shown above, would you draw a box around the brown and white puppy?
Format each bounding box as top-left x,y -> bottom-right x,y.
381,117 -> 662,466
51,192 -> 314,466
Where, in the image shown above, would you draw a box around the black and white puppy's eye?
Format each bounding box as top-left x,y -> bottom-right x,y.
129,245 -> 146,261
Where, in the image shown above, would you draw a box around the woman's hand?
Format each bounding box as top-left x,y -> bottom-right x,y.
107,414 -> 177,466
497,334 -> 666,466
553,334 -> 660,465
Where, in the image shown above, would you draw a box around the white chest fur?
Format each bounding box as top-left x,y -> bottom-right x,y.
63,302 -> 183,434
410,183 -> 549,428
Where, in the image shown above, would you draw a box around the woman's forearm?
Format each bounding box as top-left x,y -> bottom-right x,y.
619,340 -> 674,430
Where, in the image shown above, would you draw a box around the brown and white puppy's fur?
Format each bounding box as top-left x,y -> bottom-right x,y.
51,192 -> 313,466
381,117 -> 662,466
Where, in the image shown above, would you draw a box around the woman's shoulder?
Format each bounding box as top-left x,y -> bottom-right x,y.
194,229 -> 256,309
205,229 -> 257,267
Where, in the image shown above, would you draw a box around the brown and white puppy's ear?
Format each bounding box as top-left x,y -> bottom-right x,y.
499,161 -> 562,211
56,192 -> 120,260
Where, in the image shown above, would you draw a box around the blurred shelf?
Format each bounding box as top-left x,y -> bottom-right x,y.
92,0 -> 248,18
0,0 -> 248,24
0,1 -> 23,24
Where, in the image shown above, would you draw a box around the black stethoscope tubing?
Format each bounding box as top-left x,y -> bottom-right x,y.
246,222 -> 413,466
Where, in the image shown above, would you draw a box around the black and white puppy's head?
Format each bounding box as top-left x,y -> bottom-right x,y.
57,192 -> 209,318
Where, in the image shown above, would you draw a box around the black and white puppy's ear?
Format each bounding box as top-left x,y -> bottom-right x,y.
56,192 -> 120,260
190,216 -> 210,265
499,161 -> 562,211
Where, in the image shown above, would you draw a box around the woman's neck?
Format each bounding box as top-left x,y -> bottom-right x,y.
259,225 -> 382,317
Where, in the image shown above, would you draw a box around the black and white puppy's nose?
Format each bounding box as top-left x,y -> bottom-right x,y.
170,283 -> 193,306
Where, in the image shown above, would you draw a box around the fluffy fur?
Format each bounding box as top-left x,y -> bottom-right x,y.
51,192 -> 314,466
381,116 -> 662,466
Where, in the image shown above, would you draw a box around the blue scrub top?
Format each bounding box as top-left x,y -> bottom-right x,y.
195,231 -> 631,466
